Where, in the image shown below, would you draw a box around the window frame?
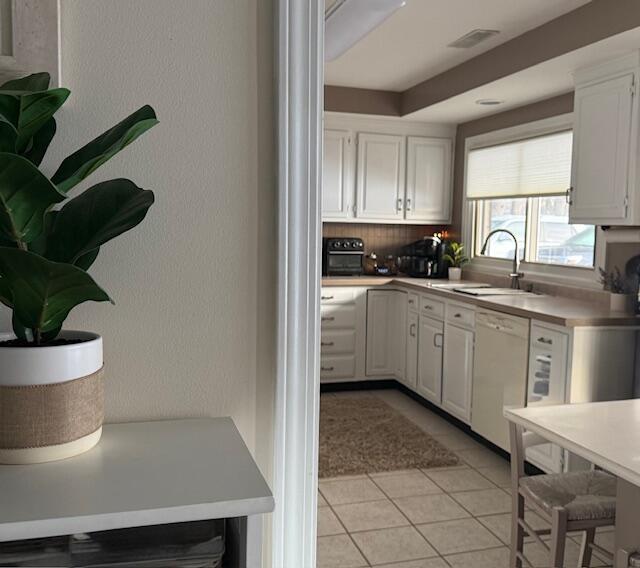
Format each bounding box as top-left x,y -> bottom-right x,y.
462,114 -> 604,287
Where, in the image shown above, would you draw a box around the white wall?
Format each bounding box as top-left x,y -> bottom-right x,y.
1,1 -> 276,465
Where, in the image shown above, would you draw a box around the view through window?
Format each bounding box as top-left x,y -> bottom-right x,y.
468,130 -> 595,268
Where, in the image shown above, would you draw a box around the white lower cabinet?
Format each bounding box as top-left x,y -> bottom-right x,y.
417,315 -> 443,405
442,322 -> 474,423
366,289 -> 406,378
320,287 -> 367,382
404,310 -> 419,390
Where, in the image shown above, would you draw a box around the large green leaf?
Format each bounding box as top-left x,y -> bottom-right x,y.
0,73 -> 50,93
0,88 -> 69,153
0,120 -> 17,152
44,179 -> 154,267
52,105 -> 158,193
0,153 -> 65,245
22,117 -> 56,165
0,247 -> 112,341
14,89 -> 69,152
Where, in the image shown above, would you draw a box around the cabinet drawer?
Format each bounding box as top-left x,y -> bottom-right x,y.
446,302 -> 475,328
407,292 -> 419,312
420,295 -> 444,319
321,304 -> 356,329
320,355 -> 355,379
321,288 -> 356,304
531,324 -> 567,350
321,330 -> 356,354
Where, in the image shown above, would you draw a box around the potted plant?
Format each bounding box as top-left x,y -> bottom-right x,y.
0,73 -> 157,464
443,242 -> 469,281
599,266 -> 633,312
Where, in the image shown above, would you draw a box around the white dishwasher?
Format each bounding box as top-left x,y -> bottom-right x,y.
471,309 -> 530,452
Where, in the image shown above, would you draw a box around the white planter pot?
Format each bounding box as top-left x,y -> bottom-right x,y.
448,267 -> 462,281
610,293 -> 634,313
0,331 -> 103,464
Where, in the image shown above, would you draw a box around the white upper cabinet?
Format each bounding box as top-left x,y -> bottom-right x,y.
356,133 -> 406,221
406,137 -> 453,223
322,129 -> 353,220
321,115 -> 455,224
570,52 -> 640,225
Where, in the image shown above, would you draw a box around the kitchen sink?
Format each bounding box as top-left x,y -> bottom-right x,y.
453,287 -> 544,297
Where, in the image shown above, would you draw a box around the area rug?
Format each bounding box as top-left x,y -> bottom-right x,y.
319,394 -> 459,478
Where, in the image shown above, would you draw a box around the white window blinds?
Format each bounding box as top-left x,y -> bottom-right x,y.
466,130 -> 573,199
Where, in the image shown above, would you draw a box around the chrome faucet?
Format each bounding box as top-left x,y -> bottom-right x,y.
480,229 -> 524,289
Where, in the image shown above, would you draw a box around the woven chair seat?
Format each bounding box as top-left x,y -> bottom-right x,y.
520,470 -> 616,521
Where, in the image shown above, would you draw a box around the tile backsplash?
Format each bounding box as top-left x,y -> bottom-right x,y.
323,223 -> 448,258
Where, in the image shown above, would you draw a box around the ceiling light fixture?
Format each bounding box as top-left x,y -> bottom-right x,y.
325,0 -> 407,62
475,98 -> 505,106
448,29 -> 500,49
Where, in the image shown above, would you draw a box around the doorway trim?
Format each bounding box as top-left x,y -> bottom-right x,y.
272,1 -> 323,567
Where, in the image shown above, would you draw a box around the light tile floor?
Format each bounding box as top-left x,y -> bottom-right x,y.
317,389 -> 614,568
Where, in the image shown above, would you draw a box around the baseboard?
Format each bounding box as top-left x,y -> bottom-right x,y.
320,379 -> 397,392
321,380 -> 544,475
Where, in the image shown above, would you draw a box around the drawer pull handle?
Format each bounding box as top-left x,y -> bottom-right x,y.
424,305 -> 433,310
454,313 -> 462,318
433,333 -> 443,348
321,295 -> 334,300
321,366 -> 334,372
322,316 -> 335,322
409,323 -> 417,337
321,341 -> 334,347
408,299 -> 415,304
537,337 -> 553,345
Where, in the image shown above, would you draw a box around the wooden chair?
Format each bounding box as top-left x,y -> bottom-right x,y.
509,422 -> 616,568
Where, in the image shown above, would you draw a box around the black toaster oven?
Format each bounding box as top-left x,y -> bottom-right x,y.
322,238 -> 364,276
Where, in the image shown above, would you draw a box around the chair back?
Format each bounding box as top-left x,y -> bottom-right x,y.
509,421 -> 549,488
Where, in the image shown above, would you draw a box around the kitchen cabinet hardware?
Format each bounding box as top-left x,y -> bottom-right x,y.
322,316 -> 335,322
320,341 -> 334,347
396,197 -> 403,212
433,332 -> 444,348
454,313 -> 462,318
321,295 -> 334,300
409,323 -> 417,337
321,366 -> 334,372
537,336 -> 553,345
565,187 -> 574,205
406,198 -> 412,211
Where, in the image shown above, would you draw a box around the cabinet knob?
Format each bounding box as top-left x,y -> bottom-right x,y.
565,187 -> 574,205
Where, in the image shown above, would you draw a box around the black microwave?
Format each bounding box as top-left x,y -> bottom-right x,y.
322,238 -> 364,276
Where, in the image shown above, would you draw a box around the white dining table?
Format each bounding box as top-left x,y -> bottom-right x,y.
505,399 -> 640,568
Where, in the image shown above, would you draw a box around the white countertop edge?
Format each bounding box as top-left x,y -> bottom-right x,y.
504,407 -> 640,488
0,496 -> 275,542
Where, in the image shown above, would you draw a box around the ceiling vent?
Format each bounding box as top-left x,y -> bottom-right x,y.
448,29 -> 500,49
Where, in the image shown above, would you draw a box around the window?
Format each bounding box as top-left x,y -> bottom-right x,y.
467,129 -> 595,269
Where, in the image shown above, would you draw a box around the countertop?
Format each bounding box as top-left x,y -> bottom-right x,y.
505,400 -> 640,488
0,418 -> 274,542
322,276 -> 640,327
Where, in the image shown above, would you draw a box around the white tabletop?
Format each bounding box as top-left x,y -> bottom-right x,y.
505,400 -> 640,487
0,418 -> 274,542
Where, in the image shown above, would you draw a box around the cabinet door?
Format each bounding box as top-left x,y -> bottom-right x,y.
442,323 -> 474,423
392,291 -> 407,381
417,315 -> 443,405
323,129 -> 353,220
366,290 -> 394,376
356,133 -> 405,220
405,137 -> 452,223
570,74 -> 634,224
525,326 -> 569,473
405,311 -> 419,389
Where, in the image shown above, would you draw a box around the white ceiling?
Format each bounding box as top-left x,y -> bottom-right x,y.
324,0 -> 591,91
404,26 -> 640,123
